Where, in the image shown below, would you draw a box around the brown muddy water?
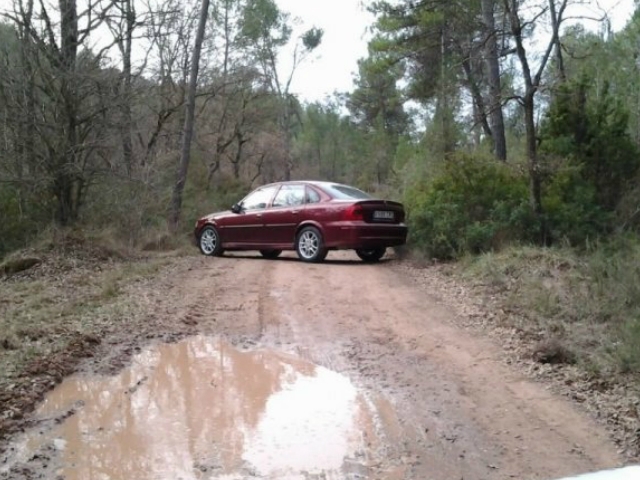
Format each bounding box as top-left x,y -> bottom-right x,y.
3,337 -> 394,479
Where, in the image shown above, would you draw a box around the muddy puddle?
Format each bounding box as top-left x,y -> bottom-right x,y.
3,337 -> 399,479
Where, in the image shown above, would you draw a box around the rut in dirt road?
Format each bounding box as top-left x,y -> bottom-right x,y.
1,252 -> 621,480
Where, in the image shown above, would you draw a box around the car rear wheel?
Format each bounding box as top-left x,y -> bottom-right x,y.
355,247 -> 386,263
296,227 -> 327,263
199,225 -> 223,256
260,249 -> 282,259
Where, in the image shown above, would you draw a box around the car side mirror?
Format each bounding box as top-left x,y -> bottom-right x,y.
231,203 -> 242,214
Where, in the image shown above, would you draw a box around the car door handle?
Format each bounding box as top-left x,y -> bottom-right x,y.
255,213 -> 263,218
292,210 -> 300,214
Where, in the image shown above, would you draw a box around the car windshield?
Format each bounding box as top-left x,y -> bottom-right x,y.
324,184 -> 372,200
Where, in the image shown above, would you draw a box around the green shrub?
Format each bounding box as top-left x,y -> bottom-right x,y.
0,186 -> 45,259
543,164 -> 613,245
540,77 -> 640,214
404,153 -> 533,259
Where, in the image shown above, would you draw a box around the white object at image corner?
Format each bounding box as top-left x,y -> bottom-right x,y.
556,466 -> 640,480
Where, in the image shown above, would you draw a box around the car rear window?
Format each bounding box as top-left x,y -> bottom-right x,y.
324,184 -> 372,200
306,187 -> 321,203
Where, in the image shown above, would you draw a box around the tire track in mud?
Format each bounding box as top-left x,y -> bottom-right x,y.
237,252 -> 622,480
242,256 -> 474,478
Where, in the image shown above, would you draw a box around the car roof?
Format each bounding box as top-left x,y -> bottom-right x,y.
259,180 -> 356,190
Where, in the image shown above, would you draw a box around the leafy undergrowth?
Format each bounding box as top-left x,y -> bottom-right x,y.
461,241 -> 640,377
0,230 -> 190,439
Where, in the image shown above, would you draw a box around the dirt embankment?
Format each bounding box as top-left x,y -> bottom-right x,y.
0,249 -> 631,479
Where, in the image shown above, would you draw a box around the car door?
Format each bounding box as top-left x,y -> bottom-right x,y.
262,184 -> 307,246
222,186 -> 278,247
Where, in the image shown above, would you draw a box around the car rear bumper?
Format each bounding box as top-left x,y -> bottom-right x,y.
324,222 -> 408,249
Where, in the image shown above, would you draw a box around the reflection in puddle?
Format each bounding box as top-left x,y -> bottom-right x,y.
13,337 -> 383,479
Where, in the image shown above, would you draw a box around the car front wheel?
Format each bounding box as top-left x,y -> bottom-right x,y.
355,247 -> 386,263
296,227 -> 327,263
199,225 -> 223,256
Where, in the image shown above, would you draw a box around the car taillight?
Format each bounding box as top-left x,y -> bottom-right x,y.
344,205 -> 364,221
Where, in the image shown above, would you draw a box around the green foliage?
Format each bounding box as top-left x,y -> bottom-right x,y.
302,27 -> 323,50
541,78 -> 640,210
0,186 -> 51,260
293,100 -> 405,190
404,153 -> 533,259
368,1 -> 452,103
542,165 -> 612,245
0,188 -> 29,259
561,16 -> 640,147
348,56 -> 409,140
240,0 -> 290,46
540,77 -> 640,244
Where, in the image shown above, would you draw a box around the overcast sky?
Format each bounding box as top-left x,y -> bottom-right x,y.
0,0 -> 635,103
276,0 -> 636,104
275,0 -> 374,104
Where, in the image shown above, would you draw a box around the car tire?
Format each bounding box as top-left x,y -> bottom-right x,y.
198,225 -> 223,256
355,247 -> 386,263
296,226 -> 327,263
260,249 -> 282,259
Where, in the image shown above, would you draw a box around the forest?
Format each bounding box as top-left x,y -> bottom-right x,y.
1,0 -> 639,259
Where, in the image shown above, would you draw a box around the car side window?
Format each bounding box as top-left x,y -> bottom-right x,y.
272,185 -> 306,208
306,187 -> 321,204
242,186 -> 278,211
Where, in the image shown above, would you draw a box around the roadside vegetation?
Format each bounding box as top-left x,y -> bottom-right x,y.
461,242 -> 640,376
0,229 -> 190,436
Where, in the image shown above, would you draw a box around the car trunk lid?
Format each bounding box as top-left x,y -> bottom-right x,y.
343,200 -> 405,224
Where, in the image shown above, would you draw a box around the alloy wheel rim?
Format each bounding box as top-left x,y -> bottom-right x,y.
200,229 -> 217,254
299,231 -> 319,259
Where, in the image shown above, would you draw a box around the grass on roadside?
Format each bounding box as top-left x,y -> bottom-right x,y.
460,239 -> 640,377
1,256 -> 174,377
0,228 -> 194,405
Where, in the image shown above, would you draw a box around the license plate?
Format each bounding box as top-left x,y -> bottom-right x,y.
373,210 -> 394,220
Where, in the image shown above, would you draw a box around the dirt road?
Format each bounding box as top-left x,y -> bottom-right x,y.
0,251 -> 622,479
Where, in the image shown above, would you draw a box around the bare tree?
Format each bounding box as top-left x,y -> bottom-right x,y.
2,0 -> 119,225
503,0 -> 569,243
105,0 -> 137,176
169,0 -> 210,231
240,0 -> 322,180
138,0 -> 198,166
481,0 -> 507,160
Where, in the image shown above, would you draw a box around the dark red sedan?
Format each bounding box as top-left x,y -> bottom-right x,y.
194,181 -> 407,262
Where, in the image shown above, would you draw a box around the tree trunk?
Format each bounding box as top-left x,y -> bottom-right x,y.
504,0 -> 553,244
481,0 -> 507,161
523,93 -> 547,244
19,0 -> 36,181
56,0 -> 80,225
461,55 -> 493,140
281,100 -> 293,181
169,0 -> 210,232
548,0 -> 567,82
439,22 -> 455,157
120,0 -> 134,176
523,95 -> 541,212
